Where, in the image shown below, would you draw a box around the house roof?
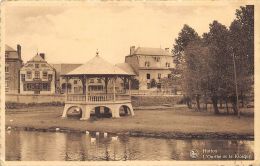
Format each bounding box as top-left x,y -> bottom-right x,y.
133,47 -> 172,56
115,63 -> 136,75
5,45 -> 16,51
28,54 -> 46,62
65,55 -> 135,76
51,64 -> 82,76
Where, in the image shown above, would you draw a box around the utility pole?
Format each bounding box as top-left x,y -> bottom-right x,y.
232,52 -> 240,118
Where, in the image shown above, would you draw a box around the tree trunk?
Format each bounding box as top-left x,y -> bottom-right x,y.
186,96 -> 192,109
196,95 -> 200,111
241,91 -> 244,108
225,98 -> 229,115
211,96 -> 219,114
220,98 -> 223,109
231,95 -> 238,115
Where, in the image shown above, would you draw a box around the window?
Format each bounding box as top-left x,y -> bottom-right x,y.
42,83 -> 50,91
90,79 -> 94,83
166,62 -> 170,67
5,80 -> 9,92
35,64 -> 39,68
48,74 -> 53,81
97,78 -> 102,83
158,73 -> 161,79
146,73 -> 150,80
42,71 -> 48,79
5,52 -> 8,58
147,83 -> 151,89
145,61 -> 150,67
168,74 -> 171,79
74,80 -> 78,84
5,66 -> 9,73
26,71 -> 32,79
35,71 -> 40,79
21,74 -> 25,81
5,80 -> 9,88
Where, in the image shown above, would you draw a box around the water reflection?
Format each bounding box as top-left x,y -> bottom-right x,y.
6,130 -> 254,161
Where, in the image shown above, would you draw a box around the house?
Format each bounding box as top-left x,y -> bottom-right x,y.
125,46 -> 174,90
19,53 -> 56,94
5,44 -> 23,94
51,64 -> 83,94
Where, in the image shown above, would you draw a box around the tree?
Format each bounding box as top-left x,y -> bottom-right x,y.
202,21 -> 233,114
183,40 -> 210,111
150,79 -> 157,88
172,25 -> 200,74
229,6 -> 254,109
125,78 -> 139,90
235,5 -> 254,75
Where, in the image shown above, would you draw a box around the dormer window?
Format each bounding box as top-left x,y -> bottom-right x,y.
35,64 -> 39,68
166,62 -> 170,67
145,61 -> 150,67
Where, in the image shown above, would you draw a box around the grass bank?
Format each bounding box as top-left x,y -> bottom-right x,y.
5,106 -> 254,140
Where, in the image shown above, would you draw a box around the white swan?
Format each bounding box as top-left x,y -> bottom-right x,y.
91,137 -> 96,144
7,126 -> 11,130
112,136 -> 118,141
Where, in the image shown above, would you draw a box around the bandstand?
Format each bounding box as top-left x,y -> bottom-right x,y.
61,52 -> 135,120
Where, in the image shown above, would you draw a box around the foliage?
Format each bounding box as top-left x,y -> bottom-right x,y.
172,24 -> 200,74
150,79 -> 157,88
172,6 -> 254,115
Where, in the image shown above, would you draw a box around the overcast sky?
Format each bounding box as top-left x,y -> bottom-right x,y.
5,2 -> 243,64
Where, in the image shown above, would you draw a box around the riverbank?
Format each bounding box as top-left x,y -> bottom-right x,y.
6,106 -> 254,140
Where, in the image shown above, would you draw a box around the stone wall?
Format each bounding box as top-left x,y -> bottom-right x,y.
6,94 -> 65,104
131,95 -> 182,107
5,94 -> 183,106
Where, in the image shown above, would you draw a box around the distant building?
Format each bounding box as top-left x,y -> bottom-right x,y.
125,46 -> 174,90
5,44 -> 23,94
19,53 -> 56,94
52,63 -> 133,94
51,64 -> 83,94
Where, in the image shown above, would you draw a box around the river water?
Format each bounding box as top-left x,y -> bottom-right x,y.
6,130 -> 254,161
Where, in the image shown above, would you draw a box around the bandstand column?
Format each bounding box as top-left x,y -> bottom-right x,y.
113,76 -> 116,101
128,77 -> 131,97
85,76 -> 88,102
65,77 -> 69,101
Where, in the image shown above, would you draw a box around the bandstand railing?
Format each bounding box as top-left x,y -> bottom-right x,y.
66,93 -> 131,103
67,94 -> 86,101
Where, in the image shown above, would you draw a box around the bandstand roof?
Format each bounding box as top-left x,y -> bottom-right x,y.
65,54 -> 135,76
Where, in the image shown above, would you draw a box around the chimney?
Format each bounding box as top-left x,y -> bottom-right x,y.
130,46 -> 135,55
39,53 -> 45,60
17,44 -> 21,60
165,48 -> 169,52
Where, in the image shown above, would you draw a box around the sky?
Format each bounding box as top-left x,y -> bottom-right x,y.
5,2 -> 243,64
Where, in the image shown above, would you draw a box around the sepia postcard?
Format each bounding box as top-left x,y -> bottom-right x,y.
0,0 -> 259,165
